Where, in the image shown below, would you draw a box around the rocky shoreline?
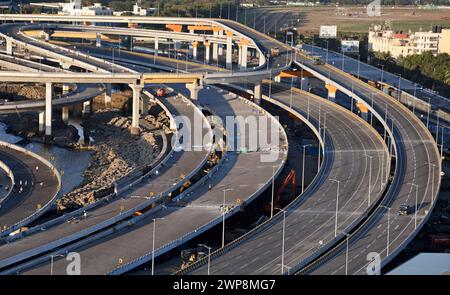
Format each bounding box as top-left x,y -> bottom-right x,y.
0,89 -> 169,212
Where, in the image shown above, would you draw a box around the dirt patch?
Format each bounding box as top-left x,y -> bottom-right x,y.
0,84 -> 45,101
56,109 -> 162,211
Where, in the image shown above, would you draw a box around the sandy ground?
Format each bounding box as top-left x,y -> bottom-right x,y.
251,6 -> 450,34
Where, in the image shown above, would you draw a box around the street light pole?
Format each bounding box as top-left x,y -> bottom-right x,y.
365,154 -> 373,207
344,233 -> 350,275
222,188 -> 233,248
50,254 -> 64,275
279,208 -> 287,275
331,179 -> 340,237
302,145 -> 310,194
271,166 -> 275,218
151,217 -> 160,275
198,244 -> 212,275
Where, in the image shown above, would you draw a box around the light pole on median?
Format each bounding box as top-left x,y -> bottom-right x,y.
364,154 -> 374,207
330,179 -> 340,238
271,165 -> 276,218
379,64 -> 384,83
198,244 -> 212,275
289,76 -> 294,108
302,144 -> 312,194
426,162 -> 437,203
426,96 -> 431,129
152,217 -> 164,275
380,205 -> 391,257
357,53 -> 361,79
50,254 -> 64,275
343,232 -> 350,275
222,188 -> 233,248
275,207 -> 287,275
397,74 -> 402,101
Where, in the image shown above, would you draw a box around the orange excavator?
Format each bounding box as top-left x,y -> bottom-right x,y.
264,169 -> 296,213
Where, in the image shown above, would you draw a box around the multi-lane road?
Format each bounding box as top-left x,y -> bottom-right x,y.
0,15 -> 444,275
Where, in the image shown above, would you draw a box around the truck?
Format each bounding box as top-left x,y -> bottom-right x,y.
270,47 -> 280,57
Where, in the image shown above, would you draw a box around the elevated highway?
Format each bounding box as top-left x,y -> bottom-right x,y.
19,82 -> 287,275
0,15 -> 442,275
183,84 -> 389,275
0,142 -> 61,236
0,91 -> 212,271
289,53 -> 441,274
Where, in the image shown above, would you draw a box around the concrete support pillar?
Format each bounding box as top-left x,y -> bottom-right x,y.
226,34 -> 233,70
218,30 -> 224,56
45,82 -> 52,137
96,33 -> 101,47
212,42 -> 219,62
6,39 -> 12,55
213,31 -> 219,62
186,83 -> 203,100
204,42 -> 211,64
62,106 -> 69,124
105,84 -> 112,107
325,84 -> 337,102
82,100 -> 91,115
38,111 -> 45,133
254,83 -> 262,105
238,45 -> 242,68
140,95 -> 148,116
130,84 -> 144,135
154,37 -> 159,56
301,77 -> 310,91
192,41 -> 198,60
62,84 -> 70,95
240,44 -> 248,70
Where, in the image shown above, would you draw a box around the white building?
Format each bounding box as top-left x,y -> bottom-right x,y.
59,0 -> 113,16
368,25 -> 445,58
133,2 -> 154,16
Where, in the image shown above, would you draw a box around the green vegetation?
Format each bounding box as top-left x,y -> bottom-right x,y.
370,51 -> 450,97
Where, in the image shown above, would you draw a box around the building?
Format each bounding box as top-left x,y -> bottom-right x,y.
132,1 -> 154,16
368,25 -> 448,58
439,28 -> 450,54
59,0 -> 113,16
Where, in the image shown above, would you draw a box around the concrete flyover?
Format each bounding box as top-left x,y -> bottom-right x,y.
0,15 -> 442,275
0,90 -> 213,271
17,81 -> 287,275
290,52 -> 441,274
0,141 -> 61,237
181,82 -> 389,275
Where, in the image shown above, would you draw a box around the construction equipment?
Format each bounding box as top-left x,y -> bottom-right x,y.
275,170 -> 296,208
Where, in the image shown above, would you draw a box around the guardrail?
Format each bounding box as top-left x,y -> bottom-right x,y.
173,88 -> 318,275
0,140 -> 62,237
0,91 -> 213,269
290,53 -> 440,275
108,86 -> 288,275
0,159 -> 15,208
2,114 -> 172,244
